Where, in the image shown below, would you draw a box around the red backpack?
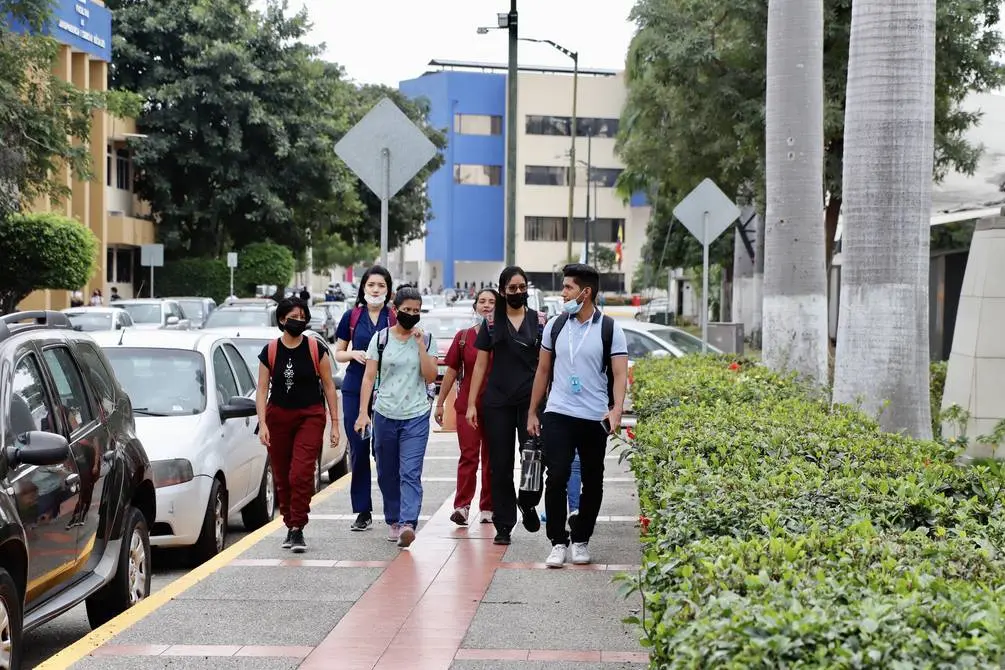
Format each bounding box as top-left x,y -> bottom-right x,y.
348,305 -> 397,343
266,336 -> 322,377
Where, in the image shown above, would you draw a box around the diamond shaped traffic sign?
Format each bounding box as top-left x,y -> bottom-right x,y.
335,98 -> 438,199
673,178 -> 740,246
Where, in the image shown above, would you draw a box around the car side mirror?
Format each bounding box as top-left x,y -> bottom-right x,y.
165,315 -> 180,326
651,349 -> 670,358
6,431 -> 70,468
220,395 -> 257,421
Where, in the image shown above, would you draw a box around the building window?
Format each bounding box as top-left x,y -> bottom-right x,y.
525,115 -> 619,138
525,165 -> 569,186
106,247 -> 114,282
587,168 -> 624,188
573,218 -> 623,243
524,216 -> 625,243
454,114 -> 503,136
116,247 -> 133,283
115,149 -> 130,190
106,145 -> 112,186
453,164 -> 502,186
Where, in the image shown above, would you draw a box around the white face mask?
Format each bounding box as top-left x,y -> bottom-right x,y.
364,293 -> 386,307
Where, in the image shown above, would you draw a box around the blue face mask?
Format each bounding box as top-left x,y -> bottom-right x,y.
562,290 -> 585,315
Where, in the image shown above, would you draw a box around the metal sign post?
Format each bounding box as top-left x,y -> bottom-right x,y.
335,98 -> 437,268
672,179 -> 740,352
140,244 -> 164,299
227,252 -> 238,296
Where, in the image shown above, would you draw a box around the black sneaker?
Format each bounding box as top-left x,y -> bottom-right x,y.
520,505 -> 541,533
493,529 -> 512,545
281,529 -> 294,549
290,528 -> 306,553
350,513 -> 372,532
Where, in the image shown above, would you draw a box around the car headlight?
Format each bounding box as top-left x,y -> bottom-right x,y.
151,459 -> 195,488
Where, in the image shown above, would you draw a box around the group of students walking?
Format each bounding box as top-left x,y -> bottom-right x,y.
254,262 -> 628,567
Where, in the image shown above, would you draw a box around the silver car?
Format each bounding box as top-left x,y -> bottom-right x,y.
111,299 -> 191,330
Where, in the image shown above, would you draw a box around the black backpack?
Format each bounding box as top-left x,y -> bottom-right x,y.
548,312 -> 616,409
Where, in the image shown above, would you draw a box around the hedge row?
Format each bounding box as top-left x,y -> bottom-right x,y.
625,356 -> 1005,668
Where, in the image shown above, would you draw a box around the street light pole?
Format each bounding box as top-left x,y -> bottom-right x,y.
566,54 -> 578,264
584,130 -> 592,265
505,0 -> 518,267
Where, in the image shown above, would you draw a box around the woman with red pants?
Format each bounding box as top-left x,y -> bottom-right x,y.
256,298 -> 340,553
435,289 -> 496,525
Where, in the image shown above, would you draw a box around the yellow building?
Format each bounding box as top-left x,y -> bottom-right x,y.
18,0 -> 154,311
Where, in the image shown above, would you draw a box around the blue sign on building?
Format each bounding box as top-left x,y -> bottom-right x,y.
6,0 -> 113,62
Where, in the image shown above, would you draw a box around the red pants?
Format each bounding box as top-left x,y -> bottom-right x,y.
454,411 -> 492,512
266,404 -> 325,528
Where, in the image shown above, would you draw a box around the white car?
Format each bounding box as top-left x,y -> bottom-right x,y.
91,330 -> 272,563
202,326 -> 349,488
62,306 -> 134,331
111,299 -> 191,331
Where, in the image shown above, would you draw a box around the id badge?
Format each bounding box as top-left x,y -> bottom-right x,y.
570,375 -> 582,394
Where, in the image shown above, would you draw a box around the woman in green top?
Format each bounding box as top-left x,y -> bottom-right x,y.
355,287 -> 437,548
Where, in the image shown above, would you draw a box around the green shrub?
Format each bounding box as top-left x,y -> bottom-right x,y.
624,356 -> 1005,668
0,212 -> 98,313
157,258 -> 231,302
234,242 -> 295,295
930,360 -> 948,438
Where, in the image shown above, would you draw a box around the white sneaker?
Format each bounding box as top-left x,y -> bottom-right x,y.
545,544 -> 568,569
571,542 -> 591,565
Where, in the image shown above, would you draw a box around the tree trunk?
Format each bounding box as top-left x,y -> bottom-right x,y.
763,0 -> 829,385
833,0 -> 935,439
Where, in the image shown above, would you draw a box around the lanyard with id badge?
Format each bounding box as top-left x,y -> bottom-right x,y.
567,317 -> 593,394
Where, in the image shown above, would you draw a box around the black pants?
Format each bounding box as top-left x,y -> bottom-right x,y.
542,412 -> 607,545
483,402 -> 530,532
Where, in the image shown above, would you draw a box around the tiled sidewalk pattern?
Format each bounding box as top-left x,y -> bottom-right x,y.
56,429 -> 647,670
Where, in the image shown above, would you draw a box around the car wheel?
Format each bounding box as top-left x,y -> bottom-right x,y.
242,460 -> 276,530
192,479 -> 227,565
313,456 -> 322,494
328,450 -> 349,482
0,568 -> 23,670
85,506 -> 151,629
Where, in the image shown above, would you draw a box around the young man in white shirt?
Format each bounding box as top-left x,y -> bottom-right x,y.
528,264 -> 629,568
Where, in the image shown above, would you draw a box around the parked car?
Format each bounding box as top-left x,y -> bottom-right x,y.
197,327 -> 350,490
111,299 -> 191,331
62,306 -> 134,332
319,302 -> 348,343
421,309 -> 482,394
91,330 -> 273,564
203,304 -> 277,330
0,310 -> 156,665
170,297 -> 217,329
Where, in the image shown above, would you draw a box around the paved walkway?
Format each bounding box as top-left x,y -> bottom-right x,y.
40,427 -> 647,670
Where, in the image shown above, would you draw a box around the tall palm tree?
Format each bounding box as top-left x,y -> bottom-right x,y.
833,0 -> 936,438
763,0 -> 829,385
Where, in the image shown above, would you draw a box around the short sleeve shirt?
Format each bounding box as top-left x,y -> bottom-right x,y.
474,309 -> 544,408
444,327 -> 486,413
366,329 -> 436,421
336,306 -> 392,394
258,338 -> 329,409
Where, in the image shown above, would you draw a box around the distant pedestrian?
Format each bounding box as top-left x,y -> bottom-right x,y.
256,298 -> 340,553
109,287 -> 121,302
528,263 -> 628,568
70,290 -> 84,308
89,290 -> 102,306
299,286 -> 311,302
355,287 -> 437,549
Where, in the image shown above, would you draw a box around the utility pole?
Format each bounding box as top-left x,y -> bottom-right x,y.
565,54 -> 579,263
505,0 -> 518,267
584,130 -> 592,264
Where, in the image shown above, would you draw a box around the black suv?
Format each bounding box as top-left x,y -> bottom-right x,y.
0,311 -> 155,668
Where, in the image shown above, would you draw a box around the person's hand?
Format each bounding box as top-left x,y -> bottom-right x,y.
466,406 -> 478,429
354,414 -> 371,436
330,426 -> 340,444
604,408 -> 623,435
258,422 -> 270,447
412,327 -> 425,342
351,350 -> 367,365
527,413 -> 541,437
434,404 -> 445,425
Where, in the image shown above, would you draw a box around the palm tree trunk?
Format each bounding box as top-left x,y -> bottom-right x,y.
763,0 -> 829,385
833,0 -> 935,438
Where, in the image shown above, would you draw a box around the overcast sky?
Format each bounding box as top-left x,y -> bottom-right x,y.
278,1 -> 638,86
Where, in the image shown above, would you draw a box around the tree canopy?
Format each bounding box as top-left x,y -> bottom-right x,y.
620,0 -> 1004,273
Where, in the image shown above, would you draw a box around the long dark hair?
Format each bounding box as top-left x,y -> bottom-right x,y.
492,265 -> 529,331
354,265 -> 393,309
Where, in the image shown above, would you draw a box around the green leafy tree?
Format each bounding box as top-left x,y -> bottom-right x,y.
158,258 -> 231,302
309,233 -> 378,272
234,242 -> 296,295
621,0 -> 1004,268
591,246 -> 618,273
0,212 -> 98,312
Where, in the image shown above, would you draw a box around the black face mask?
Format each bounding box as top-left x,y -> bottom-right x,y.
282,318 -> 307,337
397,312 -> 421,331
506,292 -> 528,309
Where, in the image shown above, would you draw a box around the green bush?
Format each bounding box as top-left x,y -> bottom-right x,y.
0,212 -> 98,313
234,242 -> 295,295
157,258 -> 231,302
625,356 -> 1005,668
931,360 -> 948,438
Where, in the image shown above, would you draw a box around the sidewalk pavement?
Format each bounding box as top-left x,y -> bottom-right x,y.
41,426 -> 647,670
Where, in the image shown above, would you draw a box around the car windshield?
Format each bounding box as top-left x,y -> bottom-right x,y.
178,300 -> 206,320
421,315 -> 478,340
649,328 -> 712,355
66,312 -> 113,331
205,308 -> 275,328
232,339 -> 270,375
102,348 -> 207,415
117,303 -> 161,324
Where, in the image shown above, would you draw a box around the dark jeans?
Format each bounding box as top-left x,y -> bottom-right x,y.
542,412 -> 607,546
483,402 -> 530,532
341,392 -> 372,514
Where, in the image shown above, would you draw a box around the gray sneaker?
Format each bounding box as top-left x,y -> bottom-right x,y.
386,523 -> 400,542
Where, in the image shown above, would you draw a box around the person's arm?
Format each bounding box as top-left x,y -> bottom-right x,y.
605,324 -> 630,430
255,361 -> 271,445
466,352 -> 489,410
333,312 -> 364,364
417,333 -> 437,384
528,319 -> 556,435
318,351 -> 339,425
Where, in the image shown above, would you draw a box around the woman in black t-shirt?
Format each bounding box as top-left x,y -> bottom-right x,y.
465,266 -> 545,546
256,298 -> 339,554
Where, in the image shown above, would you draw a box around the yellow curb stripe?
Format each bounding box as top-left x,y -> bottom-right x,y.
37,474 -> 352,670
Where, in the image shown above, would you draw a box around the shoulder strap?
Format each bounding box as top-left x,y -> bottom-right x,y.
547,314 -> 571,389
376,328 -> 389,388
601,315 -> 615,409
307,336 -> 321,377
267,339 -> 279,370
387,306 -> 398,327
349,306 -> 363,340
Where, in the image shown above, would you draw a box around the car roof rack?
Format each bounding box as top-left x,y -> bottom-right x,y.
0,310 -> 74,341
